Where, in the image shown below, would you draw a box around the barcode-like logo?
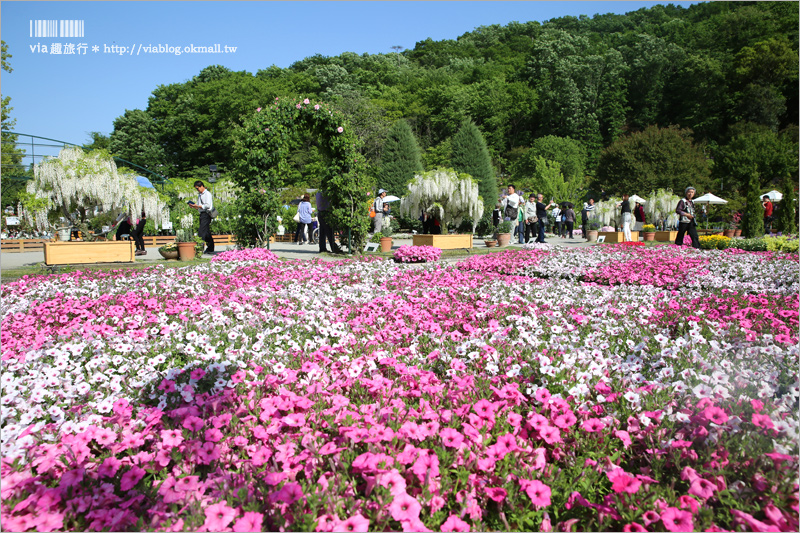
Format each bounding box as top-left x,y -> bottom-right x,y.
30,20 -> 85,38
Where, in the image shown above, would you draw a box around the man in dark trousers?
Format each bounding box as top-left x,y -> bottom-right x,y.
190,180 -> 215,255
316,190 -> 339,253
581,198 -> 595,240
535,193 -> 554,243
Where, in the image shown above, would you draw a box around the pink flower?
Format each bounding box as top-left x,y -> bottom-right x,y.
703,406 -> 728,425
521,479 -> 551,507
183,415 -> 205,432
233,512 -> 264,532
337,127 -> 344,133
752,413 -> 774,429
204,501 -> 236,531
441,515 -> 471,532
120,466 -> 146,491
660,507 -> 693,532
160,429 -> 183,448
314,104 -> 320,110
190,368 -> 206,380
339,514 -> 370,532
688,478 -> 716,500
303,98 -> 310,104
274,482 -> 304,504
175,475 -> 200,492
440,428 -> 464,448
581,418 -> 606,433
380,469 -> 407,496
485,487 -> 507,502
607,469 -> 641,494
256,107 -> 262,112
390,492 -> 422,522
534,388 -> 551,404
622,524 -> 647,532
296,103 -> 302,109
98,457 -> 122,478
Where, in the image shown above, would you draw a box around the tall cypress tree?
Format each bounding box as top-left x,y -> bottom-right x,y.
741,170 -> 765,238
377,119 -> 423,195
451,119 -> 497,217
776,177 -> 797,234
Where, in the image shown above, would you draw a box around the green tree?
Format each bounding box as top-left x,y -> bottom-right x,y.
775,176 -> 797,234
109,109 -> 167,176
516,136 -> 587,183
377,119 -> 423,194
595,125 -> 711,195
712,123 -> 797,194
1,40 -> 29,212
741,170 -> 765,238
450,119 -> 496,215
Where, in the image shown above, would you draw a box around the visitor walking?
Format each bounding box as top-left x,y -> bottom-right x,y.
492,202 -> 502,230
581,198 -> 595,241
535,194 -> 554,243
295,194 -> 313,245
551,203 -> 562,239
618,193 -> 632,242
373,189 -> 387,234
190,180 -> 215,255
502,185 -> 521,238
634,201 -> 646,231
564,204 -> 576,239
762,195 -> 774,232
524,194 -> 538,243
675,186 -> 701,249
316,191 -> 337,253
517,200 -> 526,243
114,212 -> 132,241
132,210 -> 147,256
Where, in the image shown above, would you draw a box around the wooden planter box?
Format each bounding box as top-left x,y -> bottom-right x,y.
654,231 -> 678,242
412,234 -> 473,249
44,241 -> 135,266
597,231 -> 639,243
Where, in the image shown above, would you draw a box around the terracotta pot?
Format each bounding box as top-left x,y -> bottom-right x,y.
484,240 -> 497,248
587,230 -> 599,242
496,233 -> 511,247
723,229 -> 735,238
643,232 -> 655,242
734,229 -> 742,237
177,241 -> 196,261
159,249 -> 179,260
379,237 -> 393,253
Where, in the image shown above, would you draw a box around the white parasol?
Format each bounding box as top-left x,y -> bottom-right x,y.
693,193 -> 728,205
762,190 -> 783,201
628,194 -> 647,204
383,195 -> 401,203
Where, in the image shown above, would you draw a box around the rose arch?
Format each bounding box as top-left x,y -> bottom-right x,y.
230,97 -> 371,250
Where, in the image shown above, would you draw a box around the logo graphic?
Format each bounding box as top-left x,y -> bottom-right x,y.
30,20 -> 85,38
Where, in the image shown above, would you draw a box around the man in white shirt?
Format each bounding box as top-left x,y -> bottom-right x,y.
502,185 -> 520,237
190,180 -> 214,254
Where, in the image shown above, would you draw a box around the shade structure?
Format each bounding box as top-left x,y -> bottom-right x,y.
383,195 -> 401,203
763,190 -> 783,201
693,193 -> 728,205
629,194 -> 647,204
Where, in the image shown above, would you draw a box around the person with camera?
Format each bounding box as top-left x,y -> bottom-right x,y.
524,194 -> 538,244
675,186 -> 701,249
189,180 -> 215,255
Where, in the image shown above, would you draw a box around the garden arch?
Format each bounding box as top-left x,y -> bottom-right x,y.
231,97 -> 371,250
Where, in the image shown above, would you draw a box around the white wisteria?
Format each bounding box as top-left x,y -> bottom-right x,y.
593,189 -> 681,229
25,147 -> 169,231
175,179 -> 240,203
400,168 -> 484,233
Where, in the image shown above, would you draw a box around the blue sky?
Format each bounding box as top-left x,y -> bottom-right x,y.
2,1 -> 698,162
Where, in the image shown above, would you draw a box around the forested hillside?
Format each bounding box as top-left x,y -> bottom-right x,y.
108,1 -> 798,202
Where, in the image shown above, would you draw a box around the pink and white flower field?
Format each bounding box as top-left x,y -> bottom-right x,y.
1,244 -> 798,531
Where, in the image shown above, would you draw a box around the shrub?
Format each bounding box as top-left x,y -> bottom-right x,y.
699,235 -> 731,250
765,235 -> 800,254
496,221 -> 512,234
729,237 -> 768,251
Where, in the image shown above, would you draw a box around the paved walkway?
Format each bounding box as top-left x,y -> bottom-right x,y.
0,236 -> 597,270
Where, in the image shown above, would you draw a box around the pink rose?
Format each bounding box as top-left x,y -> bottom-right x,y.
303,98 -> 310,104
337,127 -> 344,133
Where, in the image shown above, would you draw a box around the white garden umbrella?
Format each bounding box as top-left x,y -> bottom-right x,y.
629,194 -> 647,204
383,195 -> 401,203
763,190 -> 783,201
693,193 -> 728,205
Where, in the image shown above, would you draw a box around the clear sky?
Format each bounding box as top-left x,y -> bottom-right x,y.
2,1 -> 699,160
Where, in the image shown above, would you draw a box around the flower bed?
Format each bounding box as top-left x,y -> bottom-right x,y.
1,246 -> 798,532
393,245 -> 442,263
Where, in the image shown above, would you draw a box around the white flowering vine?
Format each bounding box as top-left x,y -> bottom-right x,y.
399,168 -> 484,233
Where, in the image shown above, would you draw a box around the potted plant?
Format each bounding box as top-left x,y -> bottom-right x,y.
158,241 -> 179,260
732,212 -> 742,237
495,220 -> 512,247
175,229 -> 196,261
483,235 -> 497,247
642,224 -> 656,242
723,223 -> 736,238
586,220 -> 601,242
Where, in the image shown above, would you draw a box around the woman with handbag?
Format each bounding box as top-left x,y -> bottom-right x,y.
294,194 -> 314,245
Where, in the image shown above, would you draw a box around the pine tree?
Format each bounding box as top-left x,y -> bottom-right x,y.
377,119 -> 423,195
776,177 -> 797,234
741,171 -> 765,238
451,119 -> 497,216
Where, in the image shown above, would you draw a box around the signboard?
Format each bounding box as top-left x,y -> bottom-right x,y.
5,216 -> 19,226
161,220 -> 173,230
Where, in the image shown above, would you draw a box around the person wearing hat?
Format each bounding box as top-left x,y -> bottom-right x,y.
374,189 -> 387,234
675,186 -> 701,248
